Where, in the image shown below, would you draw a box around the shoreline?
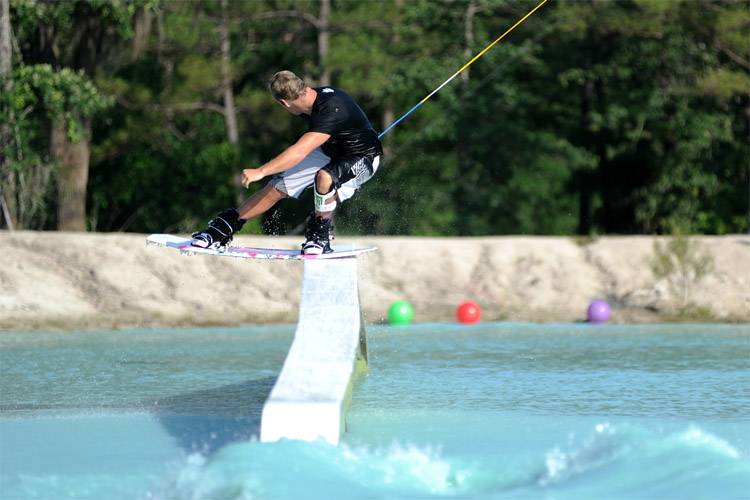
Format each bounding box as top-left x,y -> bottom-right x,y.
1,231 -> 748,332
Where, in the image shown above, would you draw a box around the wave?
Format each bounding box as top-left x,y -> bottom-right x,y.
152,423 -> 749,500
532,423 -> 747,499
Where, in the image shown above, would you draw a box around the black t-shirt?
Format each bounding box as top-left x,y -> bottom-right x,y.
301,87 -> 382,160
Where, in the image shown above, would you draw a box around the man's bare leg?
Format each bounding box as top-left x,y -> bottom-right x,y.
301,170 -> 336,254
313,169 -> 336,219
191,184 -> 288,248
236,184 -> 288,220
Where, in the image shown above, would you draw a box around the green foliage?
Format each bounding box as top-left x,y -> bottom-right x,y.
5,0 -> 749,235
11,0 -> 137,37
13,65 -> 113,141
1,64 -> 113,229
89,110 -> 237,232
3,0 -> 147,230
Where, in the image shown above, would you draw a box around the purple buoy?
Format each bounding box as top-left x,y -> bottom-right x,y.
587,300 -> 611,323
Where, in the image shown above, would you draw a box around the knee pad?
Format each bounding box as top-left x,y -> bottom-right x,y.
314,185 -> 337,213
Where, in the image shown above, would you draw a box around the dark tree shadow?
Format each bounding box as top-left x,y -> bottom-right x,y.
153,376 -> 277,455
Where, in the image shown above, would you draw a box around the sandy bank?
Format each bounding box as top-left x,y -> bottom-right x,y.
1,231 -> 748,331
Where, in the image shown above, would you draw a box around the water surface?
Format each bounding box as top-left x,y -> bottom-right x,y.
1,323 -> 748,499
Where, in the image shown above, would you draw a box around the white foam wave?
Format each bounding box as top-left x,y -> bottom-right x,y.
678,425 -> 739,458
540,422 -> 626,486
539,422 -> 744,488
151,424 -> 747,500
152,439 -> 475,499
340,442 -> 470,494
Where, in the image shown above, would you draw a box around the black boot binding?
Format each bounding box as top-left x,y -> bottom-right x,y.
191,208 -> 246,250
302,212 -> 334,255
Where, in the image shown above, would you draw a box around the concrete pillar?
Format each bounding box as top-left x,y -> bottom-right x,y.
260,248 -> 368,445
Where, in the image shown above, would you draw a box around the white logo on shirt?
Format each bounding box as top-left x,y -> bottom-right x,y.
322,88 -> 334,93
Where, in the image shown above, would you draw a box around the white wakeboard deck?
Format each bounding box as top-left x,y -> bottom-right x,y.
146,234 -> 377,260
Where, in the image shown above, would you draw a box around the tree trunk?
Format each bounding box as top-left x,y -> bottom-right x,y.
455,0 -> 476,235
219,0 -> 238,147
577,77 -> 593,235
461,0 -> 475,86
0,0 -> 16,230
51,120 -> 90,231
46,7 -> 99,232
317,0 -> 330,86
219,0 -> 243,204
381,108 -> 394,154
130,6 -> 153,62
0,0 -> 9,75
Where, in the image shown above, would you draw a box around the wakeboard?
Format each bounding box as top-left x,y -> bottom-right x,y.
146,234 -> 377,260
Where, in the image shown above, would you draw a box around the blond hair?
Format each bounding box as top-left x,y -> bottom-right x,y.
268,71 -> 307,101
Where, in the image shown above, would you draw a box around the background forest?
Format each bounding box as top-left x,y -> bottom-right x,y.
1,0 -> 748,237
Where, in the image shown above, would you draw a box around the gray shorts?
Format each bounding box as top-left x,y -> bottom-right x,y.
268,146 -> 380,202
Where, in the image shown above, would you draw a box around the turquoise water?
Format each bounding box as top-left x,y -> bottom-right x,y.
1,323 -> 748,499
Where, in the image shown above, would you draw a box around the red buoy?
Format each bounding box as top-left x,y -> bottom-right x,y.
457,301 -> 481,324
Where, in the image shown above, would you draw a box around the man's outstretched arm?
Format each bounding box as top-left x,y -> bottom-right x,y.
241,132 -> 330,188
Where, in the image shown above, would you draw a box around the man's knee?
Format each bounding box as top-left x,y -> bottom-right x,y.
314,169 -> 337,212
263,183 -> 288,200
315,169 -> 334,194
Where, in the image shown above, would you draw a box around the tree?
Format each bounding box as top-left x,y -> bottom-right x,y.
0,0 -> 14,229
10,0 -> 739,237
6,0 -> 137,231
90,0 -> 343,234
539,0 -> 749,234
